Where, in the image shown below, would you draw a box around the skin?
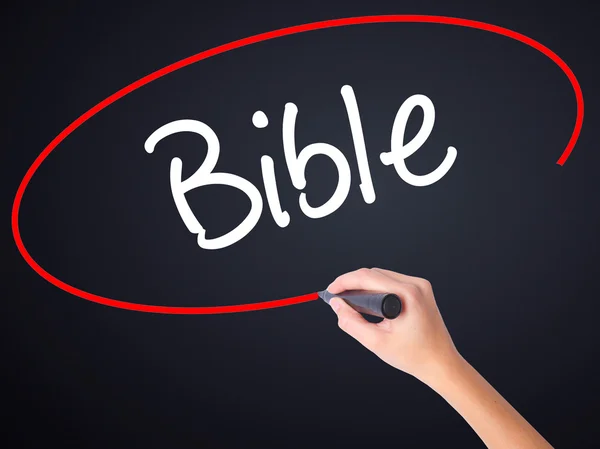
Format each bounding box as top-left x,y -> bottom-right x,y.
327,267 -> 554,449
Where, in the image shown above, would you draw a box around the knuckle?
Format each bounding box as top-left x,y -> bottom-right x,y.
353,267 -> 371,281
404,283 -> 421,300
417,278 -> 432,292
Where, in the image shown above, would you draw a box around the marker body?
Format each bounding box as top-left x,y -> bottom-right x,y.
319,290 -> 402,319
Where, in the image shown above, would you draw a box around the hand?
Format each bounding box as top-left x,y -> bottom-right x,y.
328,268 -> 554,449
327,267 -> 459,384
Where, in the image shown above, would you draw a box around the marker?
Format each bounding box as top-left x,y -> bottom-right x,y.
318,290 -> 402,319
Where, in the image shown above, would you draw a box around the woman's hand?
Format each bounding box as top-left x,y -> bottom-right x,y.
327,267 -> 554,449
327,267 -> 459,384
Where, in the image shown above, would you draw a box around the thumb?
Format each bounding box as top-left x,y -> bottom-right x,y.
330,297 -> 383,350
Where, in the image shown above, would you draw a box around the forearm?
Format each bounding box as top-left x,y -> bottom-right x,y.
423,354 -> 553,449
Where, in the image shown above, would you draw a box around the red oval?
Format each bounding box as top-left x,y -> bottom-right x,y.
12,15 -> 584,314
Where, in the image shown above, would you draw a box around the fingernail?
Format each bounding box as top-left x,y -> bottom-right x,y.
330,298 -> 341,313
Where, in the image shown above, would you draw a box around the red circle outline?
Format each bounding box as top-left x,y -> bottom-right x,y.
11,15 -> 585,314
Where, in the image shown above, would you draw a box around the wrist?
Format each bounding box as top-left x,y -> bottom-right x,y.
417,349 -> 470,391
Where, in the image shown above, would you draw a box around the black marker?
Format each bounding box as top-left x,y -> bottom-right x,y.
318,290 -> 402,319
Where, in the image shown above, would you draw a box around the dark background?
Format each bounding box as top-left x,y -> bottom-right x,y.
2,0 -> 599,447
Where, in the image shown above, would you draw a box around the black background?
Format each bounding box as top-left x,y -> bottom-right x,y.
3,1 -> 599,447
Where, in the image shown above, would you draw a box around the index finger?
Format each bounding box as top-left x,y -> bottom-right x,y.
327,268 -> 418,302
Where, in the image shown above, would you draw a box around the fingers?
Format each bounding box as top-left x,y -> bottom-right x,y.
371,268 -> 432,293
328,268 -> 399,293
370,268 -> 420,284
327,268 -> 420,305
330,297 -> 383,350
